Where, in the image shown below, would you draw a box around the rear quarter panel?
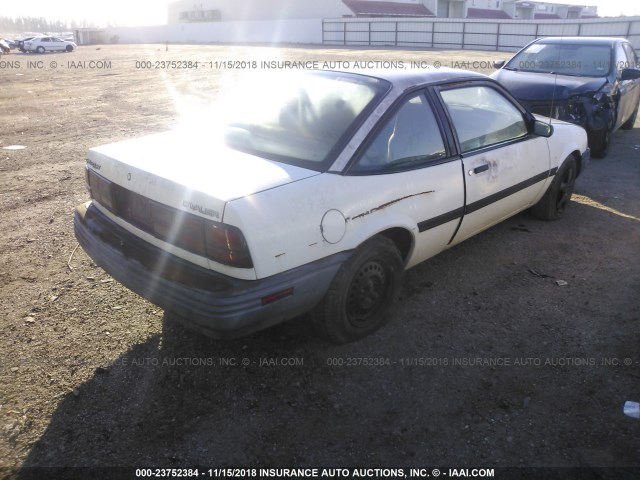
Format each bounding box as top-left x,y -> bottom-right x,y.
224,165 -> 464,279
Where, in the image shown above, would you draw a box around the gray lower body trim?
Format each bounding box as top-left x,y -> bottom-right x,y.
74,202 -> 349,338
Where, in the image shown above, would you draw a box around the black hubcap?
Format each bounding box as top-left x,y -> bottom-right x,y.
346,261 -> 388,325
556,166 -> 576,212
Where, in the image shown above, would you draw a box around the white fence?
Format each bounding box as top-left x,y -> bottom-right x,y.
97,16 -> 640,52
322,16 -> 640,51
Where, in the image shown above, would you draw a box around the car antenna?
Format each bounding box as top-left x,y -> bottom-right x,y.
548,58 -> 559,129
548,25 -> 570,129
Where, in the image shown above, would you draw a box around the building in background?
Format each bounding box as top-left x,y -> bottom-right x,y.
168,0 -> 597,23
459,0 -> 598,20
342,0 -> 435,17
167,0 -> 349,24
167,0 -> 597,22
167,0 -> 442,24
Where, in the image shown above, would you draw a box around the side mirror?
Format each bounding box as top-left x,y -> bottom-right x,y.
493,60 -> 506,69
620,68 -> 640,81
533,120 -> 553,138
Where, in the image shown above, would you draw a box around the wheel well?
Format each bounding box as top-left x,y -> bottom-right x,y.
571,150 -> 583,177
379,228 -> 413,262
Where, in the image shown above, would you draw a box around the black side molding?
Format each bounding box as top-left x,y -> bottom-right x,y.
418,207 -> 465,233
418,167 -> 556,233
465,169 -> 555,215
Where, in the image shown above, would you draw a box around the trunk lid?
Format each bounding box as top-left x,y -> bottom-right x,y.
87,130 -> 320,221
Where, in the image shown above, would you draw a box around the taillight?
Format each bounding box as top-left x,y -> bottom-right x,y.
87,167 -> 115,211
206,223 -> 253,269
153,204 -> 207,255
86,168 -> 253,269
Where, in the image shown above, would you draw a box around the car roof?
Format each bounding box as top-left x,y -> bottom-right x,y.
535,36 -> 629,47
327,67 -> 488,91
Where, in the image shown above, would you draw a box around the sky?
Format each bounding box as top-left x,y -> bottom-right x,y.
2,0 -> 174,27
1,0 -> 639,28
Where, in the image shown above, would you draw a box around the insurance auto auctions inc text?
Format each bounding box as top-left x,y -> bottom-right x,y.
214,468 -> 495,478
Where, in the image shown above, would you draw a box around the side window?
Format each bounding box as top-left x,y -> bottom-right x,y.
440,86 -> 528,153
352,94 -> 446,172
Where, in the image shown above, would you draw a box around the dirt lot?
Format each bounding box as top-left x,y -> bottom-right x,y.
0,44 -> 639,478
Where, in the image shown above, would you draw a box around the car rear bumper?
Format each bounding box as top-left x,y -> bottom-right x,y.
74,201 -> 349,338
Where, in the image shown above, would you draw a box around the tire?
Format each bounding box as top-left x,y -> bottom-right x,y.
589,127 -> 610,158
36,46 -> 45,54
589,104 -> 618,158
65,45 -> 73,52
621,100 -> 639,130
312,235 -> 404,343
531,155 -> 577,221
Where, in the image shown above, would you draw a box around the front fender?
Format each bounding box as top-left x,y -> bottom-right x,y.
586,95 -> 616,131
548,121 -> 589,175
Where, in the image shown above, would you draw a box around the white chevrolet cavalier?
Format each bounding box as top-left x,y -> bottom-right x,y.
74,69 -> 590,342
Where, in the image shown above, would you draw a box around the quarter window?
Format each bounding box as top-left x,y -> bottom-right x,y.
352,94 -> 446,172
440,86 -> 528,153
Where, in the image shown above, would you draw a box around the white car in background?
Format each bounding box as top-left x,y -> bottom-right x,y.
24,36 -> 76,53
0,39 -> 11,55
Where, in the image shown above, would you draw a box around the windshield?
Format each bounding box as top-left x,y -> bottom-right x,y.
220,71 -> 389,170
506,43 -> 612,77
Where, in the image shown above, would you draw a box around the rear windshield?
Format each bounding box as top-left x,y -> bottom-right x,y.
219,71 -> 389,170
506,43 -> 612,77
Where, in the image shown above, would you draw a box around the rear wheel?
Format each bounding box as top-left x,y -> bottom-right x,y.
531,155 -> 577,221
65,45 -> 74,52
312,235 -> 404,343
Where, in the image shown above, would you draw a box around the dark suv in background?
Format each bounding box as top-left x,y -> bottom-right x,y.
491,37 -> 640,157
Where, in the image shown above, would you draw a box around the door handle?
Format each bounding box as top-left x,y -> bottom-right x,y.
471,164 -> 489,175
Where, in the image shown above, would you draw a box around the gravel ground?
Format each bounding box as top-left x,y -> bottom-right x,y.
0,44 -> 639,479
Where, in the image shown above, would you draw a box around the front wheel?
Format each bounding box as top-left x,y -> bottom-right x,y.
531,155 -> 577,221
312,235 -> 404,343
36,46 -> 45,54
589,127 -> 610,158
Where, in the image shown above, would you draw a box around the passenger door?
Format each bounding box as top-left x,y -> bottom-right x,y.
437,83 -> 551,243
349,92 -> 465,267
51,37 -> 63,52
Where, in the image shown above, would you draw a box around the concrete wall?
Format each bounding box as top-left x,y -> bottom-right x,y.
106,18 -> 323,45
